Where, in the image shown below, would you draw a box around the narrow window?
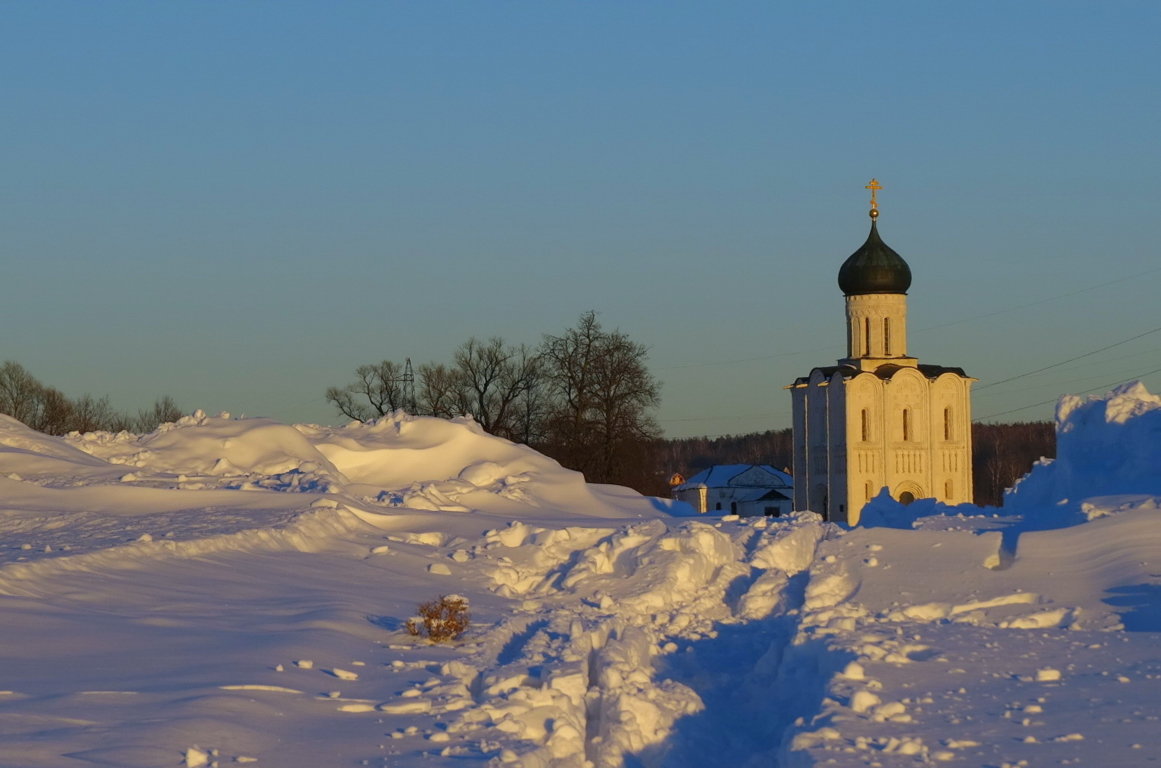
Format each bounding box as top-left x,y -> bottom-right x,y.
884,317 -> 892,355
902,408 -> 911,441
864,482 -> 872,502
943,407 -> 952,440
860,409 -> 869,442
864,318 -> 871,356
945,480 -> 953,498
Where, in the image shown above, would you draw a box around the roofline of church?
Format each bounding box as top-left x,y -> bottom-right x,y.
785,363 -> 976,388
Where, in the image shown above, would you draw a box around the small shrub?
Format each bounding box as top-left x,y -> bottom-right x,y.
405,594 -> 470,643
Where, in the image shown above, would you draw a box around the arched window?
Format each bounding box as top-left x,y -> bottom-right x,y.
864,318 -> 872,356
902,408 -> 912,441
884,317 -> 892,355
945,480 -> 953,498
864,482 -> 872,502
860,409 -> 870,442
943,407 -> 952,440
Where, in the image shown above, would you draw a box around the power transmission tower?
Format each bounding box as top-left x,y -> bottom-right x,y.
402,358 -> 417,414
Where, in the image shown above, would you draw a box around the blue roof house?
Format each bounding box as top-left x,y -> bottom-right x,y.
671,464 -> 793,517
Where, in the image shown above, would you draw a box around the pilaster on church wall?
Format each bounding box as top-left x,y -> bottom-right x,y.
845,372 -> 886,517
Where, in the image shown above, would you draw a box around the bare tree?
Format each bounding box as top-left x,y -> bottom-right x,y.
135,395 -> 184,433
417,362 -> 467,419
0,361 -> 47,427
35,386 -> 75,435
0,360 -> 154,435
68,394 -> 133,433
326,360 -> 409,421
453,338 -> 543,441
972,421 -> 1055,506
540,311 -> 661,486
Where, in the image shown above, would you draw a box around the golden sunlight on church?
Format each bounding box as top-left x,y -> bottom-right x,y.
787,181 -> 974,525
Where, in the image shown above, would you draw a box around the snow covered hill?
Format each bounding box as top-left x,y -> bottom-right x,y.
0,390 -> 1158,767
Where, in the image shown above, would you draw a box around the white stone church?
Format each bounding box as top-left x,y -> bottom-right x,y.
787,181 -> 974,525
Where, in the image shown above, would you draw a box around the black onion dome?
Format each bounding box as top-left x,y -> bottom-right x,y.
837,219 -> 912,295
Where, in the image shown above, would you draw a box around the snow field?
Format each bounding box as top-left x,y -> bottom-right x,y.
0,385 -> 1159,767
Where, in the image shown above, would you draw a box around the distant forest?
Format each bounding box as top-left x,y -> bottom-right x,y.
656,421 -> 1055,508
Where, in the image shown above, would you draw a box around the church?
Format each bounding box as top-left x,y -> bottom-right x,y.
787,181 -> 974,525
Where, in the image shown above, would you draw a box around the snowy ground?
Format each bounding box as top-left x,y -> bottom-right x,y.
0,385 -> 1158,767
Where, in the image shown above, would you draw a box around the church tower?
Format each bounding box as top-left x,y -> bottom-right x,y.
787,181 -> 974,525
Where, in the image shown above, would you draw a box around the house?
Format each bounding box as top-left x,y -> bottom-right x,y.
671,464 -> 793,517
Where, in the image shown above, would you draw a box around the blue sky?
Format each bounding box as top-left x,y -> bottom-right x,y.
3,2 -> 1160,438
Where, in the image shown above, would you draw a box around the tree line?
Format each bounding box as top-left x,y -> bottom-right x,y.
970,421 -> 1056,506
325,311 -> 662,489
0,360 -> 182,435
658,422 -> 1055,507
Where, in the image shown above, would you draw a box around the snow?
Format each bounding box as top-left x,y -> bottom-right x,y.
0,387 -> 1159,767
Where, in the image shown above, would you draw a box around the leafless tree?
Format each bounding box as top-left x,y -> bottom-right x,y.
35,386 -> 76,435
453,337 -> 543,441
0,360 -> 163,435
0,361 -> 47,427
417,363 -> 467,419
68,394 -> 133,433
323,315 -> 662,491
326,360 -> 409,421
540,311 -> 661,486
135,395 -> 184,432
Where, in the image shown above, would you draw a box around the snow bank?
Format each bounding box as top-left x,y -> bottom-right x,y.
1007,381 -> 1161,515
3,395 -> 1160,768
74,410 -> 344,488
301,412 -> 648,517
0,414 -> 125,481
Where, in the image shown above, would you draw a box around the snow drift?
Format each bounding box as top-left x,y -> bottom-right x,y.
0,387 -> 1158,768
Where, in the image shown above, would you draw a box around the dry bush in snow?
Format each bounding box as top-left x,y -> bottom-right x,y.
406,595 -> 470,642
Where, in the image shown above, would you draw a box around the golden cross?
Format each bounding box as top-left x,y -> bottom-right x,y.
865,178 -> 882,212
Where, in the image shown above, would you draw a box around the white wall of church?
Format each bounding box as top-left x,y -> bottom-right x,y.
837,368 -> 974,524
805,370 -> 831,517
791,387 -> 808,513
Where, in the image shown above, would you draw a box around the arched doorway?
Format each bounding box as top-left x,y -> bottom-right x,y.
894,482 -> 924,505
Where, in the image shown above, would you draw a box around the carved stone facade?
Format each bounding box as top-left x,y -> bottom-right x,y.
788,189 -> 973,525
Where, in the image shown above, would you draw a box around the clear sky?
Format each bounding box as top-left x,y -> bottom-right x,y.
4,2 -> 1160,438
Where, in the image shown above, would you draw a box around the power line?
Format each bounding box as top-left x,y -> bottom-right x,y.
657,264 -> 1161,373
914,263 -> 1161,334
975,365 -> 1161,421
975,325 -> 1161,391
